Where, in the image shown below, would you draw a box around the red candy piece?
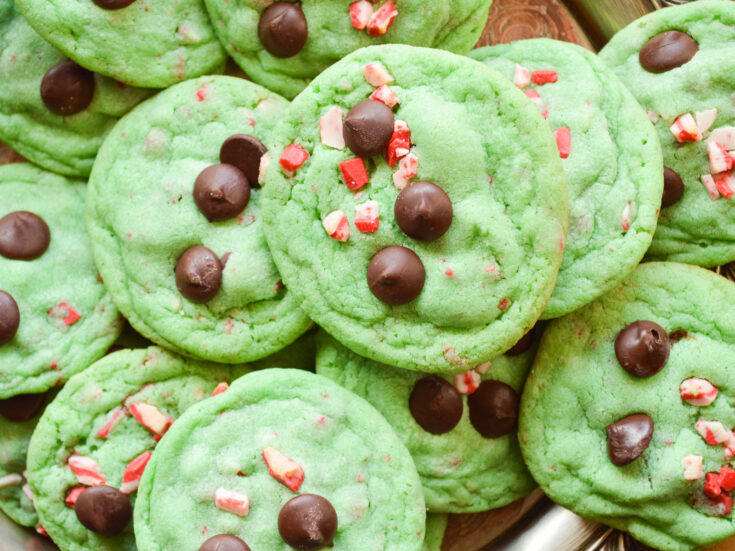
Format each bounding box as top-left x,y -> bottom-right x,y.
713,172 -> 735,199
531,70 -> 558,85
720,467 -> 735,492
65,486 -> 85,507
322,210 -> 350,242
211,382 -> 229,397
215,488 -> 250,516
48,302 -> 81,326
367,1 -> 397,37
263,447 -> 304,492
386,120 -> 410,167
339,158 -> 370,190
354,200 -> 379,233
129,402 -> 173,436
349,0 -> 373,30
279,144 -> 310,175
554,127 -> 571,159
705,472 -> 722,498
121,450 -> 152,494
711,492 -> 734,516
68,454 -> 106,486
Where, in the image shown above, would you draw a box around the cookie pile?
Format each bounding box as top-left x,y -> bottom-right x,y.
1,1 -> 734,551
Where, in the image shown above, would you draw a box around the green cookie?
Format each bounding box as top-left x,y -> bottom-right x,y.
134,368 -> 426,551
0,0 -> 152,177
0,163 -> 122,399
205,0 -> 493,99
520,262 -> 735,551
316,330 -> 536,513
87,76 -> 312,364
15,0 -> 226,88
262,44 -> 568,374
601,0 -> 735,267
471,39 -> 663,319
423,514 -> 448,551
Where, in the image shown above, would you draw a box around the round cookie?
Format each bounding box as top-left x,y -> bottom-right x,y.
0,0 -> 153,178
15,0 -> 226,88
134,368 -> 426,551
26,346 -> 255,551
471,39 -> 663,319
316,330 -> 536,513
204,0 -> 494,99
423,514 -> 447,551
600,1 -> 735,267
520,262 -> 735,551
86,76 -> 312,364
262,44 -> 568,373
0,163 -> 122,398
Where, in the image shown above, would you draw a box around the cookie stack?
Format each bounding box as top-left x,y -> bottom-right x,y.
0,1 -> 734,551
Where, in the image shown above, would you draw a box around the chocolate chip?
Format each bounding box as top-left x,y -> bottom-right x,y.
606,413 -> 654,466
91,0 -> 136,9
662,166 -> 684,207
505,328 -> 535,356
258,2 -> 308,58
615,320 -> 670,378
409,376 -> 463,434
194,164 -> 251,221
0,211 -> 50,260
343,100 -> 395,158
219,135 -> 267,188
200,534 -> 251,551
467,380 -> 519,438
394,182 -> 453,241
639,31 -> 698,73
40,61 -> 95,116
367,246 -> 425,305
0,392 -> 45,422
74,486 -> 132,535
278,494 -> 338,550
175,246 -> 222,303
0,291 -> 19,346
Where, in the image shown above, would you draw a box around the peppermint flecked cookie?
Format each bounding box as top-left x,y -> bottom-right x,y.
261,45 -> 568,373
134,368 -> 426,551
520,262 -> 735,551
0,0 -> 152,178
26,346 -> 255,551
15,0 -> 226,88
471,39 -> 663,319
86,76 -> 312,364
601,1 -> 735,267
204,0 -> 494,99
316,330 -> 536,513
0,163 -> 122,398
423,514 -> 447,551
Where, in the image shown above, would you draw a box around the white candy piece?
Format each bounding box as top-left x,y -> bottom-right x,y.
701,174 -> 721,200
258,154 -> 272,185
670,113 -> 702,143
322,210 -> 350,242
453,370 -> 480,395
683,455 -> 704,481
349,1 -> 373,31
513,64 -> 531,88
319,106 -> 345,150
392,152 -> 418,190
0,473 -> 22,489
695,420 -> 735,447
680,378 -> 719,407
362,62 -> 393,87
621,202 -> 632,232
215,488 -> 250,516
68,454 -> 106,486
645,110 -> 659,124
707,126 -> 735,149
695,109 -> 718,136
22,484 -> 34,502
370,85 -> 399,108
707,141 -> 733,174
129,402 -> 171,435
475,362 -> 491,375
354,200 -> 380,233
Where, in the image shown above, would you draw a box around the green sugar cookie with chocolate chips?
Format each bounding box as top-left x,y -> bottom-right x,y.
204,0 -> 494,99
521,262 -> 735,551
86,76 -> 312,364
0,163 -> 122,399
471,39 -> 663,319
0,0 -> 153,178
316,329 -> 536,513
601,0 -> 735,267
262,44 -> 568,373
134,368 -> 426,551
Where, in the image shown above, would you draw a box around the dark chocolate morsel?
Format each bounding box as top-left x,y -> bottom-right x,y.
639,31 -> 698,73
615,320 -> 670,378
606,413 -> 654,466
467,380 -> 520,438
199,534 -> 251,551
0,392 -> 45,422
505,328 -> 535,356
367,246 -> 425,306
278,494 -> 338,550
258,2 -> 308,58
662,166 -> 684,208
194,164 -> 251,221
74,486 -> 132,535
0,211 -> 51,260
409,376 -> 463,434
40,61 -> 95,115
92,0 -> 136,9
175,246 -> 222,303
343,100 -> 395,158
219,134 -> 267,188
394,182 -> 453,241
0,290 -> 20,346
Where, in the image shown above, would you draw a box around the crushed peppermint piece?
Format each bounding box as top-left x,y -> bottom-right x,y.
0,473 -> 22,489
96,407 -> 126,439
386,120 -> 410,167
366,1 -> 397,37
263,447 -> 304,492
320,106 -> 345,149
349,0 -> 373,30
554,127 -> 571,159
354,200 -> 379,233
695,109 -> 718,136
370,84 -> 399,108
701,174 -> 721,200
680,378 -> 719,407
621,202 -> 632,232
713,172 -> 735,199
453,370 -> 481,395
129,402 -> 172,436
523,89 -> 543,106
22,484 -> 34,502
47,302 -> 80,326
211,382 -> 229,397
340,158 -> 370,191
65,486 -> 85,507
683,455 -> 704,481
531,70 -> 558,85
258,153 -> 271,185
645,109 -> 659,124
475,362 -> 491,375
194,84 -> 210,102
695,420 -> 735,449
705,472 -> 722,498
279,144 -> 310,176
707,126 -> 735,149
322,210 -> 350,242
720,467 -> 735,491
670,114 -> 702,143
362,62 -> 393,87
513,64 -> 531,88
393,152 -> 418,190
68,454 -> 106,486
707,142 -> 735,174
121,451 -> 152,494
215,488 -> 250,516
